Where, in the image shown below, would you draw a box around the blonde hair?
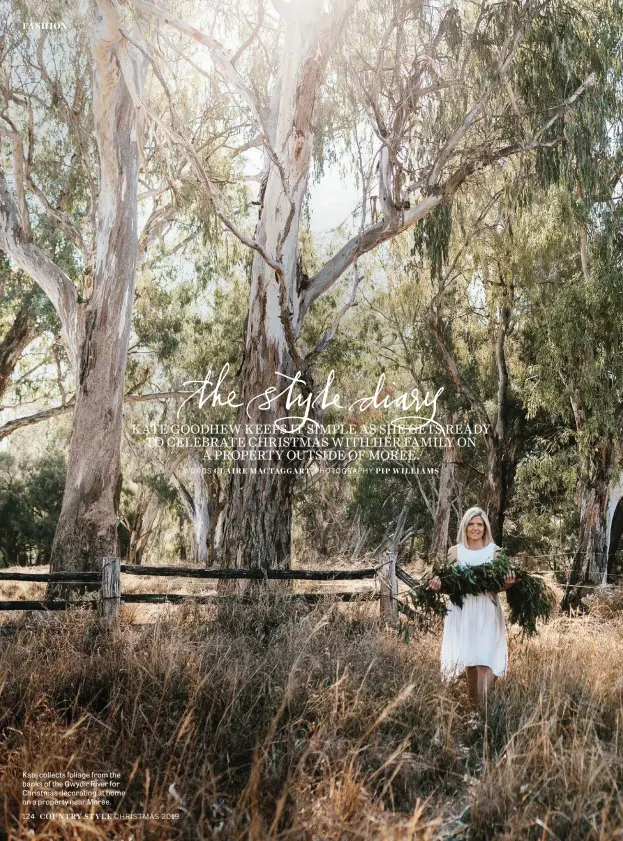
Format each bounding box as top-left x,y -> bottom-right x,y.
457,506 -> 494,547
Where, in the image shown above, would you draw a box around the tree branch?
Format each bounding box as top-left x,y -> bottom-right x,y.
495,304 -> 511,440
114,26 -> 285,280
303,70 -> 596,319
0,389 -> 191,441
0,125 -> 32,240
301,194 -> 442,318
0,168 -> 79,365
428,309 -> 491,431
127,0 -> 264,126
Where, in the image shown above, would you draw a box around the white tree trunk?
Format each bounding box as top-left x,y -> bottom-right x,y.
220,3 -> 353,573
48,0 -> 145,587
172,456 -> 213,566
191,458 -> 210,566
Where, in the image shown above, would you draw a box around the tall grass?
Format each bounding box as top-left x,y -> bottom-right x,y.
1,595 -> 622,840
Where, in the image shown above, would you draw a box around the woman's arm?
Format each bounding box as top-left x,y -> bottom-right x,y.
428,545 -> 457,590
494,545 -> 516,589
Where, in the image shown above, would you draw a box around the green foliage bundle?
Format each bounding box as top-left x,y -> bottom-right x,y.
409,552 -> 557,637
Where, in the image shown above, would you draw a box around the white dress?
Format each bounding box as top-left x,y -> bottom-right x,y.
440,541 -> 508,681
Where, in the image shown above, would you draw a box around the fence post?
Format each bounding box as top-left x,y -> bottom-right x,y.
379,548 -> 398,625
99,556 -> 120,625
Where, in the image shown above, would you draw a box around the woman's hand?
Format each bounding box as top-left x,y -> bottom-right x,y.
503,570 -> 516,590
428,575 -> 441,591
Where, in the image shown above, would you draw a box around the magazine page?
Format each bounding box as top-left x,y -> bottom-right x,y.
1,0 -> 622,839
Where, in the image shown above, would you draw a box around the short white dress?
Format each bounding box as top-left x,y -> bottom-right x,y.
440,541 -> 508,681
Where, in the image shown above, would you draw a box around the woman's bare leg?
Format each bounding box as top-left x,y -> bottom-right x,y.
476,666 -> 496,708
466,666 -> 479,706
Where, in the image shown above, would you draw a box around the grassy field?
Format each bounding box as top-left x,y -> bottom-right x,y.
1,584 -> 623,841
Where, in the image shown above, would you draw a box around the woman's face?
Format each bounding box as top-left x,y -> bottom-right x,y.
466,516 -> 485,542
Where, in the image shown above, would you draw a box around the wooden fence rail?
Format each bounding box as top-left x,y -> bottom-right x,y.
0,571 -> 100,582
119,565 -> 377,580
0,557 -> 397,625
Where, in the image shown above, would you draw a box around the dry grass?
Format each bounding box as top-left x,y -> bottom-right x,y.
0,594 -> 622,841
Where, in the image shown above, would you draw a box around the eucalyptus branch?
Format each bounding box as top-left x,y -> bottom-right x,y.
115,32 -> 285,279
0,390 -> 191,441
0,123 -> 31,240
127,0 -> 265,126
0,168 -> 79,366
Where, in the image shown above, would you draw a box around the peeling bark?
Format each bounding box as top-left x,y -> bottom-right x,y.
561,463 -> 610,610
47,0 -> 145,590
220,4 -> 349,573
172,456 -> 222,566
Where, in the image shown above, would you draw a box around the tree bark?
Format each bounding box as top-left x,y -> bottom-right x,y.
128,490 -> 162,565
219,4 -> 344,573
429,432 -> 455,562
479,432 -> 522,544
172,456 -> 223,566
47,1 -> 144,590
561,448 -> 612,610
173,467 -> 209,566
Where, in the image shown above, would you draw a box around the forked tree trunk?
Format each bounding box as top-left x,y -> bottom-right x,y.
432,304 -> 525,547
479,307 -> 525,544
48,4 -> 144,591
220,5 -> 342,573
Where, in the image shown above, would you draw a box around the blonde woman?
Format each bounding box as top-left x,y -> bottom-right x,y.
428,507 -> 515,707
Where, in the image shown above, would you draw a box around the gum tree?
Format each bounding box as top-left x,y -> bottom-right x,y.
114,0 -> 612,571
521,196 -> 623,604
0,0 -> 146,582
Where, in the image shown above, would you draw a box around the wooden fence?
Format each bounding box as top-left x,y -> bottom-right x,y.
0,555 -> 409,625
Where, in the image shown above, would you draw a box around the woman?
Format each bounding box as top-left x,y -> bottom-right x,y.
428,507 -> 515,708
